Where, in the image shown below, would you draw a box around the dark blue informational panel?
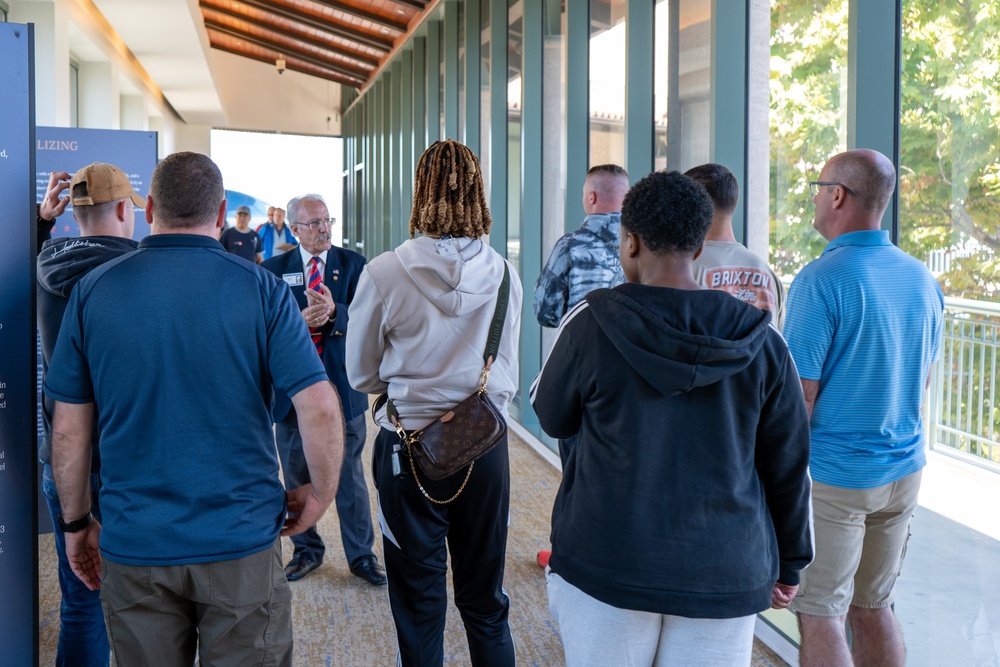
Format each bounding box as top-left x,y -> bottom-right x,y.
36,126 -> 157,241
0,22 -> 39,667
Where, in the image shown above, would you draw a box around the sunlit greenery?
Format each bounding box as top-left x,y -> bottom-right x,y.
769,0 -> 1000,302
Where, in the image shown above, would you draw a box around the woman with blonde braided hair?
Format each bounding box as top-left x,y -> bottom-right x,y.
347,139 -> 521,666
408,139 -> 492,239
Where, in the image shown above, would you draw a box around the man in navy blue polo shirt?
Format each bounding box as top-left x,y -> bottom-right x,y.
45,151 -> 344,666
785,149 -> 944,667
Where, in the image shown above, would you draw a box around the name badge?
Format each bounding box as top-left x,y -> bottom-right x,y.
282,272 -> 304,286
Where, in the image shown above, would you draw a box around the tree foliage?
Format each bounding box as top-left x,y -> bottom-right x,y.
769,0 -> 1000,301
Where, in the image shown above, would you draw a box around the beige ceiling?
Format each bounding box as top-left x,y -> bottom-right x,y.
63,0 -> 429,134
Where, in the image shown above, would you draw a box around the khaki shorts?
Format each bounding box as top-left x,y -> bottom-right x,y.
791,470 -> 921,618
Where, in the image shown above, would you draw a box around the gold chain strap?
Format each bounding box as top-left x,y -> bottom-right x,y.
404,437 -> 474,505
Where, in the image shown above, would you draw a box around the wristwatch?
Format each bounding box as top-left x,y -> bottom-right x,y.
57,511 -> 93,533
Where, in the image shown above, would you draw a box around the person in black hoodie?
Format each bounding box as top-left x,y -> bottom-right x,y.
530,170 -> 813,666
37,163 -> 142,667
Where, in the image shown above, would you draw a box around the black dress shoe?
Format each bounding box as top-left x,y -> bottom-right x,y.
284,556 -> 321,582
350,556 -> 387,586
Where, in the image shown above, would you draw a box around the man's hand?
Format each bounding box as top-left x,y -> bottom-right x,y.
771,582 -> 798,609
302,303 -> 331,329
66,520 -> 103,591
40,171 -> 72,221
282,484 -> 332,537
305,283 -> 335,318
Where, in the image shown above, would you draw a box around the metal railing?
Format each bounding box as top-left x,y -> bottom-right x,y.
928,297 -> 1000,471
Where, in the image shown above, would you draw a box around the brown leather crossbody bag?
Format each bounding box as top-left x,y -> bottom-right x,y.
376,264 -> 510,504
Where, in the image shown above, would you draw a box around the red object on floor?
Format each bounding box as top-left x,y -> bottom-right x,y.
536,550 -> 551,568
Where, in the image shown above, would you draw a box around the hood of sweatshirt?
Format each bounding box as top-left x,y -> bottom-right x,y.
38,235 -> 140,298
394,235 -> 506,317
586,283 -> 773,397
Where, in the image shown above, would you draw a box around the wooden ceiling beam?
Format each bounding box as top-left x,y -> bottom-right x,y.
233,0 -> 395,52
308,0 -> 408,33
386,0 -> 427,10
205,20 -> 370,81
209,41 -> 363,87
200,1 -> 380,67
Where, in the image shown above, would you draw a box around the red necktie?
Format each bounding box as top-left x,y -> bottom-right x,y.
308,257 -> 323,356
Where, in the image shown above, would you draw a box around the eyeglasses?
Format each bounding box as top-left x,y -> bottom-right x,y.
809,181 -> 855,197
292,217 -> 334,230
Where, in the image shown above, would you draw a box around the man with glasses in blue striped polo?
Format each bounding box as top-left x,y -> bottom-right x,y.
785,149 -> 944,667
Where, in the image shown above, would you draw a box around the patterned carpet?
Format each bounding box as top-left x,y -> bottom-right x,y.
38,428 -> 789,666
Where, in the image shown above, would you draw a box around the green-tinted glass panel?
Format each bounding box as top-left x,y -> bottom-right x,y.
590,0 -> 626,166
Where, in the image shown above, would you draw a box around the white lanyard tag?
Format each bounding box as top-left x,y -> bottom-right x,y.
435,235 -> 458,259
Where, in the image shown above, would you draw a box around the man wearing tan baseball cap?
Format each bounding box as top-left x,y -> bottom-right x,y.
35,161 -> 142,667
69,162 -> 146,208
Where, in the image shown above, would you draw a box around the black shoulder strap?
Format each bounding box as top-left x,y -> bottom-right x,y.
483,263 -> 510,367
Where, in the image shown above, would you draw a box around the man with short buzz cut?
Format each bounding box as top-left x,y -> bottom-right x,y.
685,162 -> 785,328
220,203 -> 263,263
262,194 -> 386,586
46,151 -> 344,665
532,163 -> 630,568
534,163 -> 631,329
36,163 -> 142,667
784,149 -> 944,667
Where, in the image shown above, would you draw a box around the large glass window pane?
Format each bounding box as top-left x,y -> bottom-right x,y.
900,1 -> 999,303
898,6 -> 1000,661
768,0 -> 848,283
542,0 -> 566,241
762,0 -> 848,647
653,0 -> 712,172
590,0 -> 626,166
458,1 -> 466,143
507,0 -> 522,268
440,23 -> 446,142
480,0 -> 492,200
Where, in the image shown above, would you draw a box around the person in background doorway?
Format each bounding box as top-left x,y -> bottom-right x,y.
785,149 -> 944,667
685,162 -> 785,328
258,206 -> 298,260
220,203 -> 263,263
261,205 -> 276,232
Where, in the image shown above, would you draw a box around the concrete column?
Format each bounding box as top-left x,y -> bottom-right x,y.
78,60 -> 119,129
9,0 -> 71,126
120,95 -> 148,131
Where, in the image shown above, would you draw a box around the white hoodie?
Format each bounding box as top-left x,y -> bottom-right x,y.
346,235 -> 522,431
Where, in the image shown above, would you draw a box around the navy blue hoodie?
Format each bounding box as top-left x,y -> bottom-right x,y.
37,233 -> 139,467
530,283 -> 813,619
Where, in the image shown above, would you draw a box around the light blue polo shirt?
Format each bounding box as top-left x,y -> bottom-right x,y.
784,230 -> 944,489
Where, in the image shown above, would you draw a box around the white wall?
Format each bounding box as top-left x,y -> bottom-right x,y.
210,50 -> 343,137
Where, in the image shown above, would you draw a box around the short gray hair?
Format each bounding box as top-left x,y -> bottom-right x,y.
286,194 -> 327,225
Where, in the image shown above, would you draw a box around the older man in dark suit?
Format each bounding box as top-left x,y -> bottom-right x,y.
262,194 -> 385,585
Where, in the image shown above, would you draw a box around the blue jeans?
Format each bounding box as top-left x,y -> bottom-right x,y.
42,464 -> 110,667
